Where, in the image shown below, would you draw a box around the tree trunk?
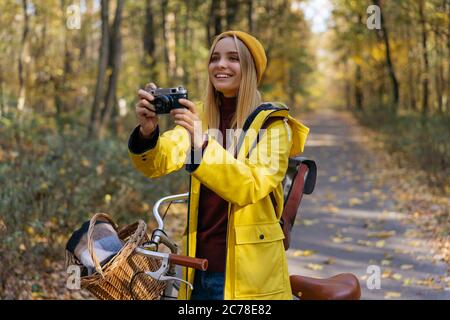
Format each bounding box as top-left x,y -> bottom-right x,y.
214,0 -> 222,36
17,0 -> 30,111
434,28 -> 444,113
88,0 -> 109,138
143,0 -> 157,81
419,0 -> 429,115
247,0 -> 254,33
174,6 -> 180,81
373,0 -> 399,112
207,0 -> 221,46
406,25 -> 417,111
182,0 -> 191,85
99,0 -> 125,139
0,66 -> 4,116
446,0 -> 450,112
344,60 -> 352,109
161,0 -> 170,82
355,63 -> 363,111
226,0 -> 239,29
54,0 -> 75,134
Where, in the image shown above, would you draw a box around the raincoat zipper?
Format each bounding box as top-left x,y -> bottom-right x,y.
223,202 -> 232,299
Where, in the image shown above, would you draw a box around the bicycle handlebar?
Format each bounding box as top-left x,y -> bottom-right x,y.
169,253 -> 208,271
136,248 -> 208,271
153,192 -> 189,230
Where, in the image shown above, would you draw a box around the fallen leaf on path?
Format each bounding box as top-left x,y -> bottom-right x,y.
404,229 -> 421,238
325,192 -> 336,201
403,278 -> 413,286
400,264 -> 414,270
381,260 -> 391,266
348,197 -> 363,207
384,291 -> 402,299
293,250 -> 316,257
375,240 -> 386,248
323,204 -> 340,214
329,176 -> 338,182
392,274 -> 403,281
332,237 -> 343,244
367,230 -> 396,238
302,219 -> 319,226
409,240 -> 422,247
306,263 -> 323,271
357,240 -> 373,247
382,269 -> 393,278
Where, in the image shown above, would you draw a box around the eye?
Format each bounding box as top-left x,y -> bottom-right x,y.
230,56 -> 239,61
210,56 -> 219,62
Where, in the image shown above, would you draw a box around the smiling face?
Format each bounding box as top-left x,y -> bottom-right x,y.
208,37 -> 242,98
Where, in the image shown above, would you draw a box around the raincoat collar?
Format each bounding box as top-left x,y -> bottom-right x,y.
237,102 -> 309,157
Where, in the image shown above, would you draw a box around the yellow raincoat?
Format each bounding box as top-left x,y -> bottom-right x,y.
129,102 -> 309,300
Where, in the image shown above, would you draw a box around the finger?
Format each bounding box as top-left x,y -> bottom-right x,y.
144,82 -> 157,90
138,89 -> 154,101
178,99 -> 197,115
173,113 -> 194,126
174,120 -> 193,133
170,108 -> 189,116
139,99 -> 156,112
137,109 -> 155,119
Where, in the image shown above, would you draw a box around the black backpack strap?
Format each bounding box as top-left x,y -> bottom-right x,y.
245,116 -> 286,159
244,116 -> 287,217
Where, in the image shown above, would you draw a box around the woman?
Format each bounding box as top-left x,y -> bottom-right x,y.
128,31 -> 309,300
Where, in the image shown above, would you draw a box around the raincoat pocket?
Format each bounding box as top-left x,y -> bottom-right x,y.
234,222 -> 286,298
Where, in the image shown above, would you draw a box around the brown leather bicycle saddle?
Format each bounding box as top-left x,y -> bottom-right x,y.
290,273 -> 361,300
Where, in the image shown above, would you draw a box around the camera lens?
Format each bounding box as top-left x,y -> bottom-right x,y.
171,89 -> 177,93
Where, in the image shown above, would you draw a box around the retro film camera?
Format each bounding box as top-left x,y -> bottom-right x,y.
146,86 -> 188,114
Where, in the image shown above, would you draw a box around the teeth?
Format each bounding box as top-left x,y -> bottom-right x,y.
216,74 -> 231,78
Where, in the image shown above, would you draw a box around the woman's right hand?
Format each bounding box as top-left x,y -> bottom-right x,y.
135,82 -> 159,138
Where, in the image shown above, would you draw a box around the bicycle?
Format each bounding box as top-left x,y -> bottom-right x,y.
136,191 -> 361,300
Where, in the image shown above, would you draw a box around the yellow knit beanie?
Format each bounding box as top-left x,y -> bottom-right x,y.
217,30 -> 267,84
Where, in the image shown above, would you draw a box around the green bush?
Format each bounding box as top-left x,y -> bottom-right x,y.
354,108 -> 450,194
0,110 -> 189,298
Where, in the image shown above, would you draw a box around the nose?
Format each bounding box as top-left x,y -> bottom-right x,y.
217,57 -> 227,69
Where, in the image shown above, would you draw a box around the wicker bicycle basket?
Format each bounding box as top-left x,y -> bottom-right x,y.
65,213 -> 167,300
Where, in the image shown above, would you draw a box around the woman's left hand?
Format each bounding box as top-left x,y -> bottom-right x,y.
170,99 -> 205,149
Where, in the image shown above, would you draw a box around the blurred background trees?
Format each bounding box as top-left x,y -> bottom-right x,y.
0,0 -> 448,298
0,0 -> 315,298
323,0 -> 449,189
0,0 -> 314,136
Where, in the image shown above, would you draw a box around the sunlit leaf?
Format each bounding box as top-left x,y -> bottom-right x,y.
348,197 -> 363,206
384,291 -> 401,299
306,263 -> 323,271
367,230 -> 396,238
293,249 -> 316,257
400,264 -> 414,270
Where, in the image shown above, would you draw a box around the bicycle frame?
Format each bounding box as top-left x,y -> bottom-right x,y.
135,192 -> 193,300
134,191 -> 361,300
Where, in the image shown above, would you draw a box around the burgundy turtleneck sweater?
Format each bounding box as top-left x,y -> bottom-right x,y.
196,95 -> 236,273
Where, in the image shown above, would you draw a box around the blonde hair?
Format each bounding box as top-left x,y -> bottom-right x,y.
204,34 -> 262,132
